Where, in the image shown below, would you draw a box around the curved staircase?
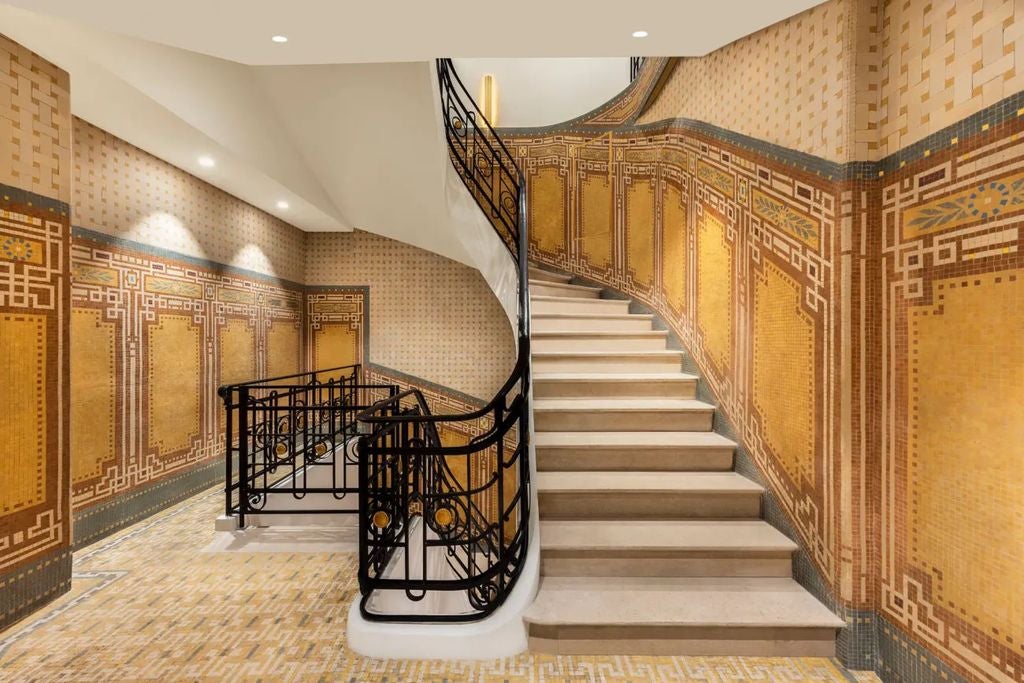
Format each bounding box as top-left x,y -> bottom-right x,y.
523,266 -> 844,656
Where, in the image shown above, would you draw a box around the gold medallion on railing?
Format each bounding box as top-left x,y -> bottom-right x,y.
372,510 -> 391,530
314,442 -> 327,457
433,507 -> 454,529
274,442 -> 288,457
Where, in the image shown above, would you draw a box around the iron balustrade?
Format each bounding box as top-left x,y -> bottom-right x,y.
351,59 -> 531,621
218,365 -> 398,527
631,56 -> 646,81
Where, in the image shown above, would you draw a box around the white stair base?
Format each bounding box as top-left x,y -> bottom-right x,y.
532,330 -> 669,352
532,296 -> 631,315
534,431 -> 735,471
533,399 -> 715,432
532,313 -> 654,333
533,373 -> 698,400
532,350 -> 684,373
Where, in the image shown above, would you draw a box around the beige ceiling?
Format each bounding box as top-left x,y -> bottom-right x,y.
1,0 -> 825,65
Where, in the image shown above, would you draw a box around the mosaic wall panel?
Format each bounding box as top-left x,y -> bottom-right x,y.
510,128 -> 859,616
0,35 -> 71,629
70,230 -> 304,525
72,119 -> 306,283
304,288 -> 368,379
305,230 -> 515,401
879,117 -> 1024,683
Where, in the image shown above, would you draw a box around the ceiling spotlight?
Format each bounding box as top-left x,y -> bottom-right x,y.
198,155 -> 215,168
276,200 -> 290,210
632,30 -> 649,38
271,35 -> 288,43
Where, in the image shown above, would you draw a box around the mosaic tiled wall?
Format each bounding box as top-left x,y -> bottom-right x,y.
508,5 -> 1024,678
0,34 -> 73,628
306,230 -> 516,401
69,229 -> 306,545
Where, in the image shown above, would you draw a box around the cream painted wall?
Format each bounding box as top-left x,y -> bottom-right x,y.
452,59 -> 629,128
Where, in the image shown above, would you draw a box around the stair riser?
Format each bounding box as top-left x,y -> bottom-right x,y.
533,378 -> 696,399
532,336 -> 668,352
529,269 -> 572,284
538,491 -> 761,519
541,553 -> 793,578
527,626 -> 837,657
532,316 -> 653,332
536,447 -> 732,471
530,283 -> 601,298
534,410 -> 713,432
532,299 -> 631,315
533,357 -> 683,373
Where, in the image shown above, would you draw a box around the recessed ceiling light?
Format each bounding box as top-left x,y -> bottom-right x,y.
271,35 -> 288,43
198,155 -> 215,168
632,30 -> 649,38
276,200 -> 290,210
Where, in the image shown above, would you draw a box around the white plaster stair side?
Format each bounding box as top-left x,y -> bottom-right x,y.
522,265 -> 843,656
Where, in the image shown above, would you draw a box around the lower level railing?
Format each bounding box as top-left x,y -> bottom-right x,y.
218,365 -> 397,527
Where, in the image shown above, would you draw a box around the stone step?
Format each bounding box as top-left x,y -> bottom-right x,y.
532,350 -> 685,374
531,330 -> 669,352
534,430 -> 734,470
524,576 -> 844,656
531,295 -> 631,316
533,398 -> 714,432
539,519 -> 797,578
536,471 -> 762,519
531,313 -> 654,333
529,280 -> 603,299
528,267 -> 573,284
533,372 -> 697,400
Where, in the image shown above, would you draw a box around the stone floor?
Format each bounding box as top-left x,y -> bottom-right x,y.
0,489 -> 881,682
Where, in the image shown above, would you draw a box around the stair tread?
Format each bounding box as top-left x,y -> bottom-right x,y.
536,470 -> 763,493
533,398 -> 714,412
534,430 -> 735,448
532,312 -> 653,320
524,577 -> 845,628
534,372 -> 696,382
532,295 -> 625,303
532,330 -> 668,338
540,519 -> 797,553
533,349 -> 684,358
529,280 -> 603,294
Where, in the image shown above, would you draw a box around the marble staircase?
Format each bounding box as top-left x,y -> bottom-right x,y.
522,266 -> 844,656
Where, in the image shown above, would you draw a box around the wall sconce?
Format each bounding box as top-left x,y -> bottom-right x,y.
479,73 -> 498,126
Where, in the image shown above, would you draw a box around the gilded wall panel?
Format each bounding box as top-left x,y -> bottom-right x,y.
70,308 -> 117,485
266,321 -> 301,379
695,204 -> 734,375
0,313 -> 48,513
625,178 -> 655,291
579,174 -> 614,274
305,289 -> 368,381
661,182 -> 688,316
528,166 -> 567,258
145,314 -> 202,458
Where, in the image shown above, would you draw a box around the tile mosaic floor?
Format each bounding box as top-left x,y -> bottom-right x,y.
0,489 -> 880,682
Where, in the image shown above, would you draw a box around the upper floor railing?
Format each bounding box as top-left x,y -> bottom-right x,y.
630,57 -> 646,81
353,58 -> 531,621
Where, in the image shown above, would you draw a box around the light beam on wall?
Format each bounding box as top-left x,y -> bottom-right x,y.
479,74 -> 498,127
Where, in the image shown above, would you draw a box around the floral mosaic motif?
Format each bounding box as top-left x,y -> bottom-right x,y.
72,263 -> 118,286
1,236 -> 43,264
697,161 -> 735,198
751,188 -> 821,250
903,172 -> 1024,238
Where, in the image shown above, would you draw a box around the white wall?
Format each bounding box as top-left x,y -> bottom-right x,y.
452,58 -> 629,129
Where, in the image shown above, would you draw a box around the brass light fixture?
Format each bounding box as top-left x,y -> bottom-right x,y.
479,73 -> 498,126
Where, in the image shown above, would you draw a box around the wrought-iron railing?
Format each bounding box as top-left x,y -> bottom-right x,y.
353,58 -> 531,621
630,56 -> 646,81
218,365 -> 398,527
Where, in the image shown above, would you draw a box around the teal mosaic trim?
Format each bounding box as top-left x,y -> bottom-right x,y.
0,182 -> 70,216
0,549 -> 72,632
71,226 -> 306,291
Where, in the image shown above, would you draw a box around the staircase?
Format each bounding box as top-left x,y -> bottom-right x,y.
522,266 -> 844,656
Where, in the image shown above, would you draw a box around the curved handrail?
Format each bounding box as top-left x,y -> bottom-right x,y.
354,58 -> 531,622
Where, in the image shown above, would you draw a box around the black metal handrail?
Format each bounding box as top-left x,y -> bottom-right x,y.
630,56 -> 645,81
353,58 -> 531,621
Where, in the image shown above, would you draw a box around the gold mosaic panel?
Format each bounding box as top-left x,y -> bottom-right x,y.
625,178 -> 655,289
0,313 -> 47,514
696,207 -> 733,374
661,183 -> 687,315
266,321 -> 300,379
218,318 -> 256,387
146,314 -> 201,458
579,174 -> 614,272
70,308 -> 117,485
908,271 -> 1023,656
312,323 -> 359,378
529,166 -> 567,256
752,261 -> 817,486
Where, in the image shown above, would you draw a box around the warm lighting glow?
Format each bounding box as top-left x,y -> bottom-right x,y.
198,156 -> 215,168
632,30 -> 649,38
479,73 -> 498,126
276,200 -> 289,210
271,35 -> 288,43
